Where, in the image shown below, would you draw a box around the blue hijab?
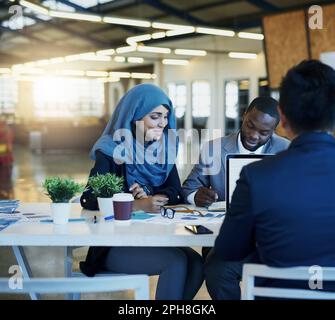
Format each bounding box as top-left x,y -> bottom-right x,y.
90,83 -> 178,188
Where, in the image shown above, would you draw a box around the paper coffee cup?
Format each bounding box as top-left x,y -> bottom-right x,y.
113,193 -> 134,221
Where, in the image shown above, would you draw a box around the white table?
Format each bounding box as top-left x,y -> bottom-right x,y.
0,203 -> 222,299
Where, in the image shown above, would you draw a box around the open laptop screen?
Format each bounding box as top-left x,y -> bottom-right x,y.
225,154 -> 272,210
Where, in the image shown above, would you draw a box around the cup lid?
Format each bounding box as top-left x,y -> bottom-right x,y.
112,193 -> 134,202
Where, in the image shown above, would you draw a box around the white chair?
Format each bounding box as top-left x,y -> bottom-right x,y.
0,276 -> 149,299
68,197 -> 150,300
241,263 -> 335,300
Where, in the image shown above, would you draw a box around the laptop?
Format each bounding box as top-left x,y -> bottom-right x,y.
225,154 -> 272,210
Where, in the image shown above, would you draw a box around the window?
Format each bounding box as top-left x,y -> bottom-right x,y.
0,77 -> 18,115
33,77 -> 104,118
192,81 -> 211,131
224,79 -> 249,135
167,82 -> 186,129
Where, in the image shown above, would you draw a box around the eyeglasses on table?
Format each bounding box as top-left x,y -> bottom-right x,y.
160,205 -> 204,219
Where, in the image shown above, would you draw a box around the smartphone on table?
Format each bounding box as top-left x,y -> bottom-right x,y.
184,225 -> 213,235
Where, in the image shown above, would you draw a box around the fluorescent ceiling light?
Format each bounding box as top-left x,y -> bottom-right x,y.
151,32 -> 166,39
174,49 -> 207,56
162,59 -> 189,66
65,54 -> 81,62
86,71 -> 109,77
151,22 -> 192,30
116,46 -> 137,54
96,49 -> 115,56
126,34 -> 151,45
114,56 -> 126,63
137,46 -> 171,54
196,27 -> 235,37
17,68 -> 45,75
110,72 -> 131,78
238,32 -> 264,40
127,57 -> 144,63
131,73 -> 152,79
79,53 -> 111,61
20,0 -> 49,15
98,77 -> 120,83
228,52 -> 257,59
166,27 -> 195,37
103,16 -> 151,28
49,10 -> 102,22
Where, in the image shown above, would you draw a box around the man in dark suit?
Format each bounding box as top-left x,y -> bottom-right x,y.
205,59 -> 335,299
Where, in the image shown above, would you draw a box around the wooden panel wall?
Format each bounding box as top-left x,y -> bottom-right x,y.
263,10 -> 309,89
309,4 -> 335,59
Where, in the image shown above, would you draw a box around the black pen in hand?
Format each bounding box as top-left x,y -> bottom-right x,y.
197,176 -> 218,201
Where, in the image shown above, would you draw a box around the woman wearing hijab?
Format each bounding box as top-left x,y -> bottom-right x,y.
80,83 -> 204,300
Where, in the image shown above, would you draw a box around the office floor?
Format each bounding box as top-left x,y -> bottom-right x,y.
0,145 -> 210,300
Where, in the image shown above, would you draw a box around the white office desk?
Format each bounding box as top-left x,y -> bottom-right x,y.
0,203 -> 220,247
0,203 -> 222,299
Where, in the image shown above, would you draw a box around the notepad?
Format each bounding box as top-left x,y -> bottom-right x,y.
207,201 -> 226,212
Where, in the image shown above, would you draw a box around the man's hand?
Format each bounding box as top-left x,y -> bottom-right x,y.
194,187 -> 218,207
129,183 -> 148,199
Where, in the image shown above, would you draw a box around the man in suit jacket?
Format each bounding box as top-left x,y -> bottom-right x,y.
206,59 -> 335,299
182,97 -> 290,207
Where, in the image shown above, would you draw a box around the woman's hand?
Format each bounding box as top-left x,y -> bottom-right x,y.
129,183 -> 148,199
134,195 -> 169,213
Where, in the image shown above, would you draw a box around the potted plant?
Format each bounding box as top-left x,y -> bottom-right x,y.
43,177 -> 85,224
87,173 -> 124,217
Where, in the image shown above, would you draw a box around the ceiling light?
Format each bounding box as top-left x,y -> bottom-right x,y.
103,16 -> 151,28
137,46 -> 171,54
131,73 -> 152,79
86,71 -> 109,77
116,46 -> 137,54
60,70 -> 85,76
162,59 -> 189,66
174,49 -> 207,56
49,10 -> 102,22
165,27 -> 195,37
96,49 -> 115,56
196,27 -> 235,37
110,72 -> 131,78
114,56 -> 126,63
151,32 -> 166,40
238,32 -> 264,40
79,53 -> 111,61
151,22 -> 192,30
20,0 -> 49,15
228,52 -> 257,59
126,34 -> 151,45
127,57 -> 144,63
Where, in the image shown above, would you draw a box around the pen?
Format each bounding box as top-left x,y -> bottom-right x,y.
94,215 -> 97,224
197,176 -> 218,201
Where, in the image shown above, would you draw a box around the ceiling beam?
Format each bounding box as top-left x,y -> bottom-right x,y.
141,0 -> 208,25
245,0 -> 279,12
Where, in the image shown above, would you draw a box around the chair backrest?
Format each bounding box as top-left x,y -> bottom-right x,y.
241,263 -> 335,300
0,275 -> 149,300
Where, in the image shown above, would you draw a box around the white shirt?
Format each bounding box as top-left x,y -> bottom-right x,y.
187,133 -> 265,205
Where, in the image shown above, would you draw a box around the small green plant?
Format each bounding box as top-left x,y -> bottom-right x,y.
43,177 -> 85,203
88,173 -> 124,198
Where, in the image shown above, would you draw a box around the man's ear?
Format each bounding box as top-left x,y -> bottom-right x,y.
277,106 -> 288,129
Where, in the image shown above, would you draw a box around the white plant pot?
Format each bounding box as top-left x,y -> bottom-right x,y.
97,197 -> 114,217
51,203 -> 71,225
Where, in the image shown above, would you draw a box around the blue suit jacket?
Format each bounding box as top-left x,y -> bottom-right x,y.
215,132 -> 335,277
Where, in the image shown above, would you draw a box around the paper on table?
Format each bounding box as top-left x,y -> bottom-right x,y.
207,201 -> 226,212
